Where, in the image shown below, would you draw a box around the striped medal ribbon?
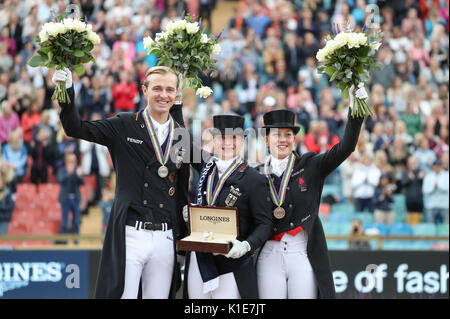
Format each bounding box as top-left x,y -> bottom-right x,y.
264,153 -> 295,219
143,108 -> 174,178
206,157 -> 241,206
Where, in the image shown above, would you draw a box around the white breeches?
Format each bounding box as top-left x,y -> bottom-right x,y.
257,231 -> 318,299
187,251 -> 241,299
121,225 -> 174,299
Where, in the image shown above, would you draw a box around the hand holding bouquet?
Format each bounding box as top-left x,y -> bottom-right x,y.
143,14 -> 221,99
316,24 -> 383,118
27,14 -> 101,103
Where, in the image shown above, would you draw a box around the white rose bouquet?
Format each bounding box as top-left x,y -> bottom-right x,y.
316,24 -> 383,117
27,14 -> 101,103
143,14 -> 221,99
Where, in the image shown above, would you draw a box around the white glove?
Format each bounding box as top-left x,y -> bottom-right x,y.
349,83 -> 368,109
52,67 -> 73,88
225,239 -> 251,259
182,205 -> 188,223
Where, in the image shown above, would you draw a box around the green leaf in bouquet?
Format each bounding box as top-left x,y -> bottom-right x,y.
341,87 -> 349,99
334,62 -> 341,70
358,46 -> 371,57
325,66 -> 335,75
346,71 -> 353,79
359,56 -> 368,62
350,58 -> 356,67
74,50 -> 85,57
47,51 -> 54,64
27,55 -> 44,67
330,70 -> 339,81
75,64 -> 84,76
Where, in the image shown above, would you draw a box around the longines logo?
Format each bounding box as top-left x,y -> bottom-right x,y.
199,215 -> 230,224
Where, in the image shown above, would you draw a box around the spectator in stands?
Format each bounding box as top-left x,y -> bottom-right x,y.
54,128 -> 80,174
29,126 -> 55,189
401,100 -> 423,138
373,174 -> 396,225
348,219 -> 371,251
340,152 -> 357,204
422,159 -> 449,224
0,173 -> 14,235
304,120 -> 339,154
0,26 -> 16,58
413,134 -> 437,172
20,100 -> 41,149
99,179 -> 115,234
57,152 -> 84,237
1,126 -> 27,184
79,113 -> 111,204
351,153 -> 381,213
112,69 -> 138,113
0,149 -> 15,192
0,99 -> 20,145
389,136 -> 409,192
402,156 -> 425,225
370,46 -> 395,91
0,42 -> 12,73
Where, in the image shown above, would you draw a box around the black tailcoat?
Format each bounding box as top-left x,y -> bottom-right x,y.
169,105 -> 273,298
59,88 -> 189,298
255,111 -> 364,299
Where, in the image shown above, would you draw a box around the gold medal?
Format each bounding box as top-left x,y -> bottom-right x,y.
158,165 -> 169,178
273,206 -> 286,219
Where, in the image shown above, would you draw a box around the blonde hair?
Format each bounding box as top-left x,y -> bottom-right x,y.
143,66 -> 178,88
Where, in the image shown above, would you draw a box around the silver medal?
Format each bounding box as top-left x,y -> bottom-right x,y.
158,165 -> 169,178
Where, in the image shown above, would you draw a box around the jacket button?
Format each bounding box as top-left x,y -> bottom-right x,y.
290,222 -> 294,227
144,183 -> 148,188
267,197 -> 271,202
143,200 -> 147,205
289,204 -> 293,208
287,187 -> 290,191
159,204 -> 164,208
273,227 -> 277,231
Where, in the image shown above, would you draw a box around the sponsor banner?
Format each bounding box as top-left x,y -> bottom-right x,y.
0,251 -> 89,299
0,250 -> 447,298
329,250 -> 449,299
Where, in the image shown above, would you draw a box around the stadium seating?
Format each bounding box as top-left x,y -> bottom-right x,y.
354,212 -> 374,225
327,212 -> 351,223
322,222 -> 341,235
412,223 -> 437,236
437,224 -> 449,236
364,223 -> 389,235
331,203 -> 356,214
321,184 -> 341,197
388,223 -> 413,236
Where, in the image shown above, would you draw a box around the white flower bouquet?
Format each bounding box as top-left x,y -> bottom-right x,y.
27,14 -> 101,103
143,14 -> 221,99
316,24 -> 383,117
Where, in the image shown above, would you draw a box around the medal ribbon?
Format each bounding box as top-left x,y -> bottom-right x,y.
264,153 -> 295,207
206,157 -> 241,206
143,108 -> 174,166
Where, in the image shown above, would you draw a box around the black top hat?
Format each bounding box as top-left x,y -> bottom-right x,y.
262,109 -> 300,134
209,114 -> 249,136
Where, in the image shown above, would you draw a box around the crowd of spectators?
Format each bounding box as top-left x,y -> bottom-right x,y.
0,0 -> 448,236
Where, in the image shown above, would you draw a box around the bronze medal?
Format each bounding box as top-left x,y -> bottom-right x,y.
273,206 -> 286,219
158,165 -> 169,178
